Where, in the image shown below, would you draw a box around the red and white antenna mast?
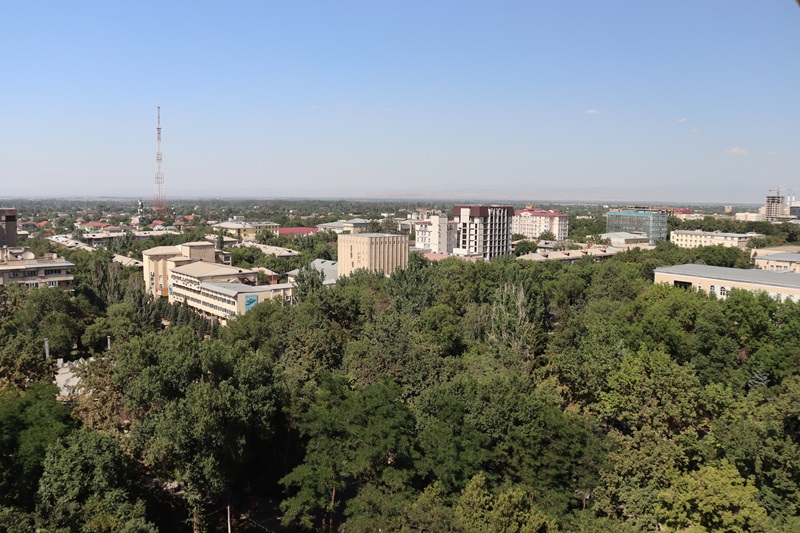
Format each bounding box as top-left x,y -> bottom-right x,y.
153,106 -> 167,218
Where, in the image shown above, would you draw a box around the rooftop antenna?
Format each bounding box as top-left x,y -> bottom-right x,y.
153,106 -> 167,218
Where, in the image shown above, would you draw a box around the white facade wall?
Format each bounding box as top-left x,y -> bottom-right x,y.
670,230 -> 762,250
511,210 -> 569,241
412,215 -> 457,254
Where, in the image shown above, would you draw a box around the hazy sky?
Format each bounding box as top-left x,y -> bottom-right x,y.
1,1 -> 798,203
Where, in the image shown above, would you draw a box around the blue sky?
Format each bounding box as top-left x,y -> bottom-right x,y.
1,1 -> 798,202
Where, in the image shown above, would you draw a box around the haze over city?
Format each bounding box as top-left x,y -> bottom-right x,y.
1,1 -> 798,202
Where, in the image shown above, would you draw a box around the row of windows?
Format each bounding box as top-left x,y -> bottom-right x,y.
709,285 -> 727,296
21,281 -> 60,288
172,288 -> 236,316
10,269 -> 67,278
173,282 -> 236,307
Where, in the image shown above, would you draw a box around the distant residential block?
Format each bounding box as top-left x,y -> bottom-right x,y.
412,215 -> 458,254
212,218 -> 279,241
338,233 -> 408,277
511,207 -> 568,241
316,218 -> 370,235
670,230 -> 764,249
734,212 -> 766,222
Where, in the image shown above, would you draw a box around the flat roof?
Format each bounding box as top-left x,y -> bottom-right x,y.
340,232 -> 406,238
753,253 -> 800,263
601,232 -> 648,240
672,230 -> 762,238
171,261 -> 256,278
655,264 -> 800,290
200,281 -> 293,297
0,260 -> 74,270
142,246 -> 180,256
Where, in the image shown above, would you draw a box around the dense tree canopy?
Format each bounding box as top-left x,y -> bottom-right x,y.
2,218 -> 800,531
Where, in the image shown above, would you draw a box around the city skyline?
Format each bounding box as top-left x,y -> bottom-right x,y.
1,1 -> 798,202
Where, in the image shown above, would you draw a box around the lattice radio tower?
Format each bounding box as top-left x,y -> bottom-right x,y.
152,106 -> 167,218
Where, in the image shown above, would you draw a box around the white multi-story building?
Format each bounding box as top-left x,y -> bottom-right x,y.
670,230 -> 764,250
412,215 -> 458,254
511,207 -> 569,241
735,212 -> 766,222
452,205 -> 513,260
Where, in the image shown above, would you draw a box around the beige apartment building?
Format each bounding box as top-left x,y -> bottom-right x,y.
143,241 -> 218,298
654,264 -> 800,301
143,241 -> 294,321
753,253 -> 800,273
511,208 -> 569,241
316,218 -> 370,235
212,218 -> 280,241
168,261 -> 273,320
669,230 -> 764,249
338,233 -> 408,277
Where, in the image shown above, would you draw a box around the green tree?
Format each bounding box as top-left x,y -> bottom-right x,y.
0,383 -> 71,511
280,377 -> 418,532
655,461 -> 771,532
293,265 -> 326,303
36,429 -> 154,532
455,473 -> 554,533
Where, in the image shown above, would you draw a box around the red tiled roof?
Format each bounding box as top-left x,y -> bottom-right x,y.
84,221 -> 109,227
279,227 -> 318,236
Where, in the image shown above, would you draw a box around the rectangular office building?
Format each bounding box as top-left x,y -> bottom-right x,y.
606,209 -> 668,245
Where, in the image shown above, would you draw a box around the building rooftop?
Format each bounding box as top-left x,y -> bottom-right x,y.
752,245 -> 800,255
671,230 -> 762,238
342,232 -> 405,238
753,253 -> 800,263
287,259 -> 339,281
452,205 -> 514,217
518,246 -> 622,262
200,281 -> 293,297
655,264 -> 800,290
171,261 -> 256,279
113,255 -> 144,268
514,208 -> 567,216
317,221 -> 345,229
142,246 -> 181,256
279,227 -> 318,236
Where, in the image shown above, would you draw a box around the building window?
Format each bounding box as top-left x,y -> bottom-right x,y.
719,286 -> 727,297
709,285 -> 715,294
